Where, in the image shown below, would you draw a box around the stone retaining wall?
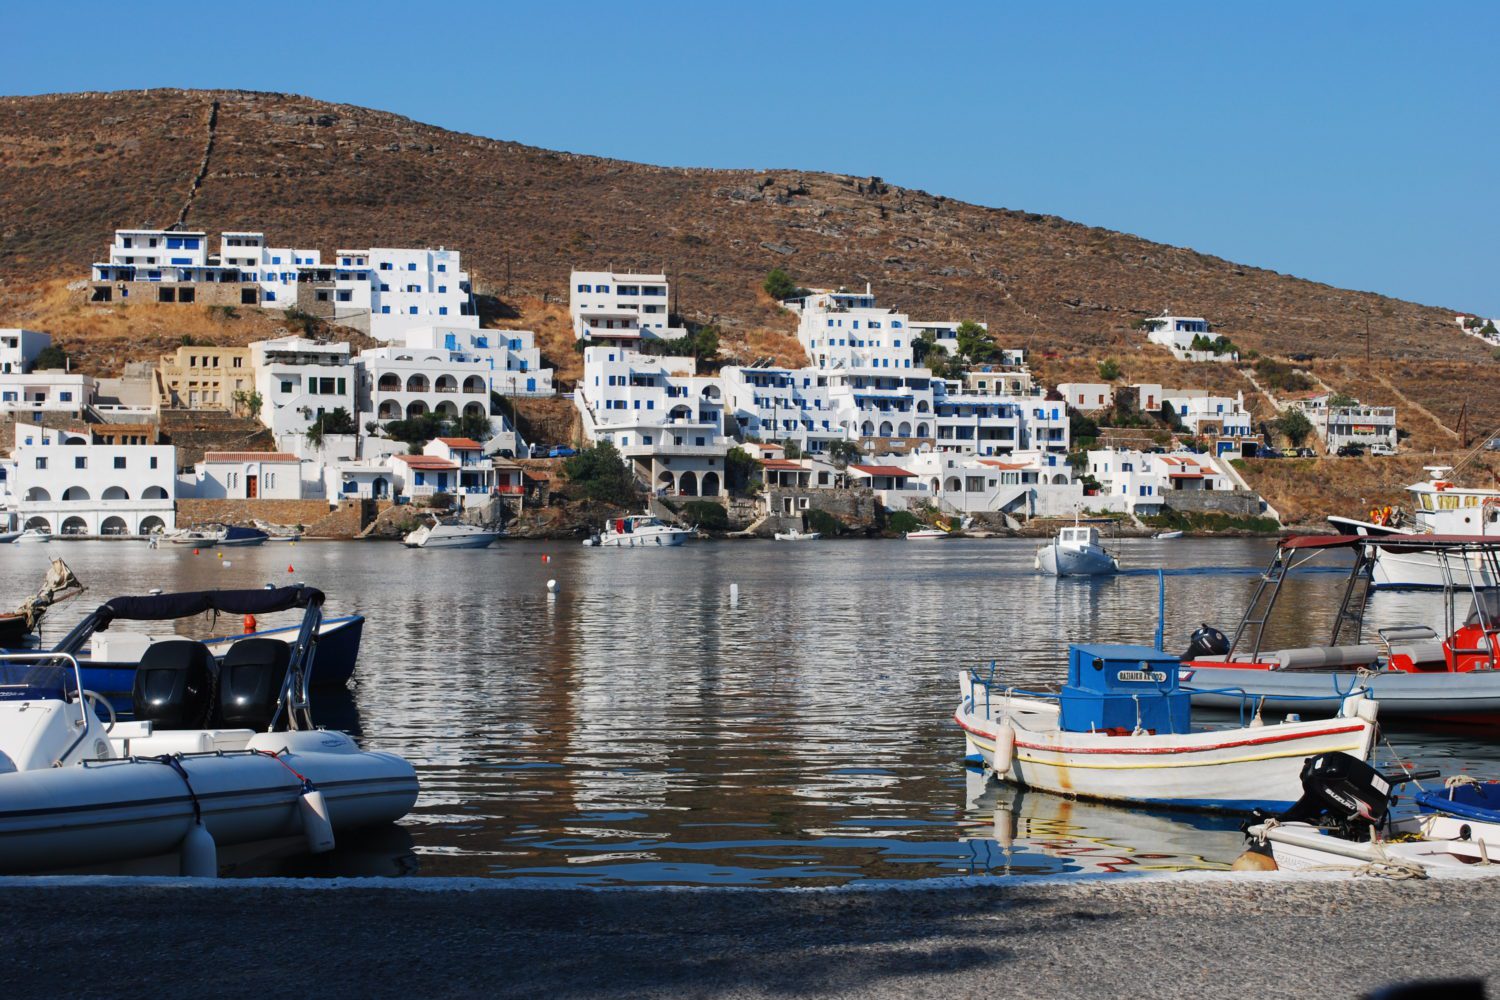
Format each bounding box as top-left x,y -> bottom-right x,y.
1162,489 -> 1266,518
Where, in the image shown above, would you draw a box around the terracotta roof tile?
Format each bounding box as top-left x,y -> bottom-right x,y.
203,451 -> 300,463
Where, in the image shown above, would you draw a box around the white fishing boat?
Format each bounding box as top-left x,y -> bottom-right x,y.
957,642 -> 1378,813
402,518 -> 500,549
905,528 -> 950,540
1329,467 -> 1500,588
587,514 -> 692,547
1240,751 -> 1500,877
1035,524 -> 1120,576
774,529 -> 821,542
13,528 -> 53,545
0,585 -> 417,876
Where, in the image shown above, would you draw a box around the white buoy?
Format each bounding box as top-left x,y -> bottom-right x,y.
222,560 -> 232,568
730,583 -> 739,607
179,821 -> 218,877
299,787 -> 336,854
993,723 -> 1016,776
546,579 -> 558,594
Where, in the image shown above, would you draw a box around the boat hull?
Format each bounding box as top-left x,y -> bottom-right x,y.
597,530 -> 689,547
1371,545 -> 1500,589
957,677 -> 1375,813
773,532 -> 820,542
1037,543 -> 1118,577
0,730 -> 417,875
404,531 -> 499,549
1184,662 -> 1500,722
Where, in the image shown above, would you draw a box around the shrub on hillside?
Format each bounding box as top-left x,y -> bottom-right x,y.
680,501 -> 728,530
805,509 -> 842,537
563,441 -> 639,505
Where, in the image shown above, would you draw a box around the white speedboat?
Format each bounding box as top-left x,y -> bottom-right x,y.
168,528 -> 218,548
13,528 -> 53,545
402,519 -> 500,549
1035,525 -> 1120,576
774,529 -> 820,542
905,528 -> 950,540
0,585 -> 417,876
589,514 -> 692,547
957,643 -> 1378,813
1329,466 -> 1500,588
1154,530 -> 1184,540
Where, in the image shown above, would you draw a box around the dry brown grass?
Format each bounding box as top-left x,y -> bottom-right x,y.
1237,451 -> 1500,526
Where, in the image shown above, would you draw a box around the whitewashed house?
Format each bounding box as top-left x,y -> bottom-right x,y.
1143,313 -> 1237,362
249,336 -> 358,441
359,344 -> 493,427
570,270 -> 686,345
216,232 -> 322,308
180,451 -> 303,500
0,372 -> 95,418
1327,404 -> 1398,451
575,346 -> 730,496
361,247 -> 476,340
402,326 -> 553,396
1058,382 -> 1114,412
422,437 -> 496,508
1087,448 -> 1233,514
9,420 -> 174,536
388,452 -> 458,500
0,330 -> 50,375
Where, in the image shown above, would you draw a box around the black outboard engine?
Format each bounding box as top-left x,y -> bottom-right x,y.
133,640 -> 218,729
216,638 -> 291,729
1276,752 -> 1395,839
1181,623 -> 1230,661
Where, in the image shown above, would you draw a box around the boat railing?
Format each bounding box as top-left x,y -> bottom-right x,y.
1180,679 -> 1372,727
269,601 -> 322,733
965,662 -> 1060,719
0,650 -> 92,761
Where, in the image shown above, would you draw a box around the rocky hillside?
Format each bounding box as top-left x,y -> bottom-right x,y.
0,88 -> 1490,365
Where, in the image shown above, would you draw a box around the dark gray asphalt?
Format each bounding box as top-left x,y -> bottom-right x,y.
3,875 -> 1494,999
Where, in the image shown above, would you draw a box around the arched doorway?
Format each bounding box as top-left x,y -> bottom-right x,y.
378,400 -> 401,419
946,477 -> 962,492
463,375 -> 486,394
406,373 -> 430,392
679,471 -> 699,496
916,422 -> 929,437
701,471 -> 720,496
23,516 -> 51,532
406,400 -> 428,418
100,515 -> 129,535
139,516 -> 165,534
102,485 -> 130,501
897,421 -> 911,437
61,516 -> 88,536
463,402 -> 485,420
435,374 -> 458,394
24,487 -> 50,502
378,373 -> 401,392
142,486 -> 169,500
373,477 -> 389,499
435,401 -> 458,419
62,486 -> 90,501
656,470 -> 675,494
878,421 -> 893,437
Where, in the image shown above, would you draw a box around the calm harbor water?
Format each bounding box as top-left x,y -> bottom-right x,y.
5,537 -> 1497,884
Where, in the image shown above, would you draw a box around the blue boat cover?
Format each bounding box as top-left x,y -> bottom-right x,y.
1415,782 -> 1500,823
93,585 -> 324,629
222,525 -> 269,543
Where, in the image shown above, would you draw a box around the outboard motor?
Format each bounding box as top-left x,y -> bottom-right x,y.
216,638 -> 291,729
1181,623 -> 1230,661
1258,752 -> 1441,841
133,640 -> 217,730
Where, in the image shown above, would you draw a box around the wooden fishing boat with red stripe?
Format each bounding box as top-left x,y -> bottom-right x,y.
957,643 -> 1378,814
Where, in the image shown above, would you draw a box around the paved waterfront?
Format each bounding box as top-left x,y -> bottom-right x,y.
4,875 -> 1494,998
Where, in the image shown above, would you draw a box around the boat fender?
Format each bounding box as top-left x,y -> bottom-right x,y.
1230,839 -> 1278,872
180,821 -> 218,878
993,724 -> 1016,776
299,783 -> 336,854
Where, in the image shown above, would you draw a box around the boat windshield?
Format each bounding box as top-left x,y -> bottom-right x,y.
1467,591 -> 1500,628
0,661 -> 77,702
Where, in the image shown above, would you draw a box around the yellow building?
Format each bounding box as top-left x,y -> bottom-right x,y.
157,346 -> 254,411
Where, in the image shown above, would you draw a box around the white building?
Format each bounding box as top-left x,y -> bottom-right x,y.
361,247 -> 476,340
0,372 -> 95,417
1137,384 -> 1260,457
0,329 -> 50,374
569,270 -> 685,344
422,438 -> 497,508
179,451 -> 304,500
8,420 -> 175,536
575,346 -> 730,496
1057,382 -> 1114,412
1087,448 -> 1233,514
400,325 -> 553,396
901,449 -> 1082,518
249,336 -> 358,440
92,228 -> 212,284
1284,394 -> 1398,452
360,344 -> 494,427
1143,313 -> 1237,362
216,232 -> 322,308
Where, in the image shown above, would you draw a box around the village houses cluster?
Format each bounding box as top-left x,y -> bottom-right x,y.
0,226 -> 1402,536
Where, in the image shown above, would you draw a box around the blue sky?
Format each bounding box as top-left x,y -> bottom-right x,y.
7,1 -> 1497,314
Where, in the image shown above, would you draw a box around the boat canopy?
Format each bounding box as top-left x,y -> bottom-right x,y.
93,585 -> 325,630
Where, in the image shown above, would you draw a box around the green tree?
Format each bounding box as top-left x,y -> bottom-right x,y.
34,345 -> 69,370
306,406 -> 357,447
456,409 -> 492,442
781,438 -> 803,459
826,439 -> 862,468
1275,408 -> 1315,448
1326,393 -> 1359,409
563,441 -> 640,505
912,331 -> 941,366
232,389 -> 263,419
725,446 -> 760,494
384,413 -> 448,447
953,320 -> 998,364
1097,358 -> 1122,381
762,268 -> 798,301
680,500 -> 728,530
805,508 -> 842,537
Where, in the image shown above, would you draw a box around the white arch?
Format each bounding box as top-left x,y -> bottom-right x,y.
62,486 -> 90,501
102,485 -> 130,501
24,487 -> 50,502
142,485 -> 169,500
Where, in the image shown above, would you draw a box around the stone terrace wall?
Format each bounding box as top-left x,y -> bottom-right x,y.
1162,489 -> 1265,518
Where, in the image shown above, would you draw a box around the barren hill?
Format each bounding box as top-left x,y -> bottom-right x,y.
0,88 -> 1488,364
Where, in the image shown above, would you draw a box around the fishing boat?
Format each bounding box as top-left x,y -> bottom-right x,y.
774,528 -> 821,542
1181,534 -> 1500,723
1329,467 -> 1500,588
402,518 -> 500,549
73,613 -> 364,715
1035,524 -> 1120,576
0,585 -> 417,876
956,642 -> 1378,813
1241,751 -> 1500,876
585,514 -> 692,547
0,558 -> 83,648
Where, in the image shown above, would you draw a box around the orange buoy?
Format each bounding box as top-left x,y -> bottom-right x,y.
243,614 -> 257,634
287,565 -> 295,573
193,548 -> 200,555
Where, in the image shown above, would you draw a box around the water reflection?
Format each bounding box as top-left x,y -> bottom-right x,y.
4,537 -> 1497,884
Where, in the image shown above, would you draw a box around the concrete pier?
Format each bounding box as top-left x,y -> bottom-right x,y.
3,874 -> 1497,998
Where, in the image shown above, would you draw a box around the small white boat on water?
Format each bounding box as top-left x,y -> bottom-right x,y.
957,642 -> 1379,813
168,528 -> 218,548
905,528 -> 950,540
1035,524 -> 1120,576
0,586 -> 417,876
13,528 -> 53,545
402,519 -> 500,549
585,514 -> 692,547
774,529 -> 820,542
1154,530 -> 1184,540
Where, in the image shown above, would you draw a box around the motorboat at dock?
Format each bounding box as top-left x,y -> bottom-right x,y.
402,517 -> 500,549
956,642 -> 1378,813
584,513 -> 693,547
1181,534 -> 1500,723
0,584 -> 416,876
